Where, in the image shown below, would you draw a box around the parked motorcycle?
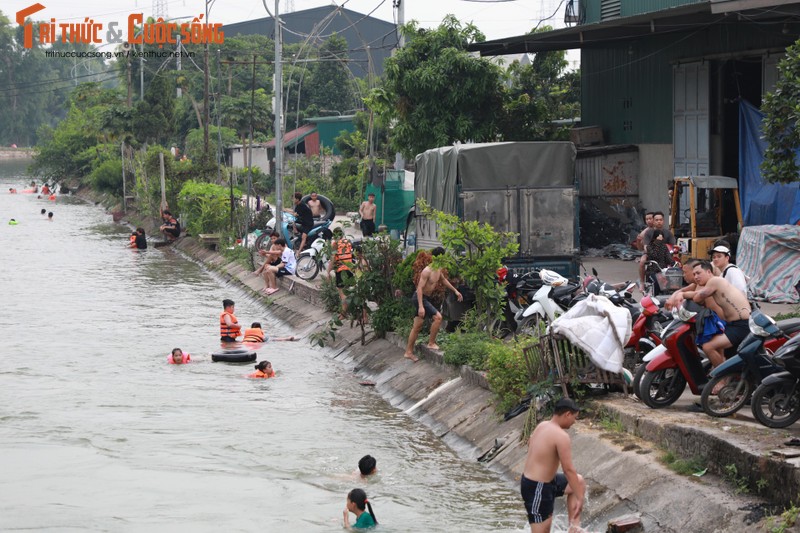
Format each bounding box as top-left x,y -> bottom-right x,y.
700,311 -> 800,417
624,294 -> 670,371
750,334 -> 800,428
294,232 -> 337,280
635,302 -> 710,409
515,269 -> 580,336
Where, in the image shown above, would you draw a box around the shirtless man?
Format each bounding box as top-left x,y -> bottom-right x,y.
307,191 -> 324,218
634,212 -> 655,251
403,247 -> 462,362
668,260 -> 751,368
359,193 -> 377,237
521,398 -> 585,533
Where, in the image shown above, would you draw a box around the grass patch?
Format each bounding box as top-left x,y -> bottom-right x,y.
598,412 -> 625,433
659,451 -> 706,476
767,502 -> 800,533
723,463 -> 750,494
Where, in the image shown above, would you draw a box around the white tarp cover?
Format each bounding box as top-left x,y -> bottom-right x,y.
737,225 -> 800,304
415,142 -> 577,214
548,294 -> 632,374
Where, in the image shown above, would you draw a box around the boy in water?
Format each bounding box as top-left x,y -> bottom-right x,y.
220,299 -> 241,343
357,455 -> 377,479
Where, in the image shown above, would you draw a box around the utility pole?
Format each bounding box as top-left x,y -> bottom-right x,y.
396,0 -> 405,47
176,33 -> 182,98
203,1 -> 212,163
274,0 -> 284,230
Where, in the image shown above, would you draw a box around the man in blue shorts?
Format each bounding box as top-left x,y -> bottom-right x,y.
521,398 -> 585,533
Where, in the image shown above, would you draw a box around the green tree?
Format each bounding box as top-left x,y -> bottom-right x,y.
498,29 -> 580,141
305,34 -> 357,113
762,37 -> 800,184
367,16 -> 504,158
133,74 -> 175,145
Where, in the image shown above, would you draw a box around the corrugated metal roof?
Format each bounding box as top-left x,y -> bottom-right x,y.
264,124 -> 317,149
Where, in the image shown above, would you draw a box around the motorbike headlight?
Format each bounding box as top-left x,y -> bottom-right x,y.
673,305 -> 697,322
748,310 -> 776,337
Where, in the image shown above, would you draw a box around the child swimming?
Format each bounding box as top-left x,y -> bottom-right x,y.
168,348 -> 191,364
248,360 -> 275,378
343,488 -> 377,529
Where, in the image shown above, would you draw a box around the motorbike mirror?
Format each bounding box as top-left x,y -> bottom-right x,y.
673,304 -> 698,322
592,268 -> 598,276
748,310 -> 778,337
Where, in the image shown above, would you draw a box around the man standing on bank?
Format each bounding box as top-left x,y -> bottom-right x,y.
359,193 -> 377,237
521,398 -> 585,533
403,247 -> 462,362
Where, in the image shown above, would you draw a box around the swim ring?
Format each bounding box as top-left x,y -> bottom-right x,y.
211,348 -> 257,363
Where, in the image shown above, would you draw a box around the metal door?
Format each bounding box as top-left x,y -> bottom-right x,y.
461,189 -> 519,235
519,188 -> 578,256
673,62 -> 709,177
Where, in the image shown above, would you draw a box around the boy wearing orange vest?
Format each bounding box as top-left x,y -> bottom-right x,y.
220,299 -> 241,342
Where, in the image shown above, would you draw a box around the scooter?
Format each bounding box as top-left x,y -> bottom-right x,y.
700,311 -> 800,417
515,269 -> 580,336
624,294 -> 670,371
294,231 -> 338,280
635,302 -> 709,408
279,212 -> 333,252
750,334 -> 800,428
497,268 -> 543,337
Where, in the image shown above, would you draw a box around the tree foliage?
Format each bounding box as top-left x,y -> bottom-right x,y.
761,37 -> 800,184
418,199 -> 519,332
369,16 -> 505,158
498,28 -> 580,141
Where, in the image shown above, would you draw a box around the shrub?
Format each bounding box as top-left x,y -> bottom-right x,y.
178,180 -> 242,236
392,250 -> 421,297
441,331 -> 496,369
372,297 -> 414,338
486,340 -> 530,414
320,275 -> 341,313
88,159 -> 123,195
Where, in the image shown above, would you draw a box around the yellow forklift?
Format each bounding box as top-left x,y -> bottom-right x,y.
670,176 -> 743,261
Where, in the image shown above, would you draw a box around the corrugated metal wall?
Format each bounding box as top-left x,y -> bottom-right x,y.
581,24 -> 799,144
576,148 -> 639,197
585,0 -> 705,23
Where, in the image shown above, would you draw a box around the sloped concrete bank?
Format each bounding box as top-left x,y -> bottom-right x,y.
170,236 -> 777,531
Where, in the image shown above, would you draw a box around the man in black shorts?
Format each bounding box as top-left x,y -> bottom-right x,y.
521,398 -> 584,532
289,192 -> 314,254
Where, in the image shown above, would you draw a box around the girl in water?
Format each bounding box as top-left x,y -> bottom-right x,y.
343,488 -> 377,529
168,348 -> 191,364
248,360 -> 275,378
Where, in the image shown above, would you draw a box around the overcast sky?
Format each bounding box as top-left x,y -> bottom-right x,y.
3,0 -> 570,42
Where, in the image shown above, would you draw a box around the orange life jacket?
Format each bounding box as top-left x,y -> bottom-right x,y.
243,328 -> 265,342
248,369 -> 275,379
129,235 -> 137,247
220,311 -> 241,338
333,239 -> 354,273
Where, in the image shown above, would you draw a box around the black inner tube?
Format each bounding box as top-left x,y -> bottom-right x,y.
301,194 -> 335,221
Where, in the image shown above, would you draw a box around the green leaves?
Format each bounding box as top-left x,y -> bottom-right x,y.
762,37 -> 800,184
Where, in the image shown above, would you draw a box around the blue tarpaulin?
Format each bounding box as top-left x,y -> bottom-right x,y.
739,100 -> 800,226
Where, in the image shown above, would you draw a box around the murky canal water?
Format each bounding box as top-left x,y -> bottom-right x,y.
0,160 -> 527,532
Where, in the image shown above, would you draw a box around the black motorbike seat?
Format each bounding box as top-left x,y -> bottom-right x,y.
552,284 -> 579,299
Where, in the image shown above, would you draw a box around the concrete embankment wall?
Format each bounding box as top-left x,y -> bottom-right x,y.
172,236 -> 770,532
0,149 -> 35,159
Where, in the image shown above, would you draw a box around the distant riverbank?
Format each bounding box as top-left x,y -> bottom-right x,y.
0,149 -> 34,159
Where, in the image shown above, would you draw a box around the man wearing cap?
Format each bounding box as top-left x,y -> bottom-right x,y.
521,398 -> 585,533
709,244 -> 747,296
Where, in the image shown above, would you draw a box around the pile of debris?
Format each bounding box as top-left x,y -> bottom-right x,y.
580,198 -> 643,251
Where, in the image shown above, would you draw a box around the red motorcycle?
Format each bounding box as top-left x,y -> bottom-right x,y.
637,304 -> 790,409
627,295 -> 669,371
636,304 -> 707,408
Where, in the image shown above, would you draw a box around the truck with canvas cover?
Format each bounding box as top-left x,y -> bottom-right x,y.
412,142 -> 580,278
